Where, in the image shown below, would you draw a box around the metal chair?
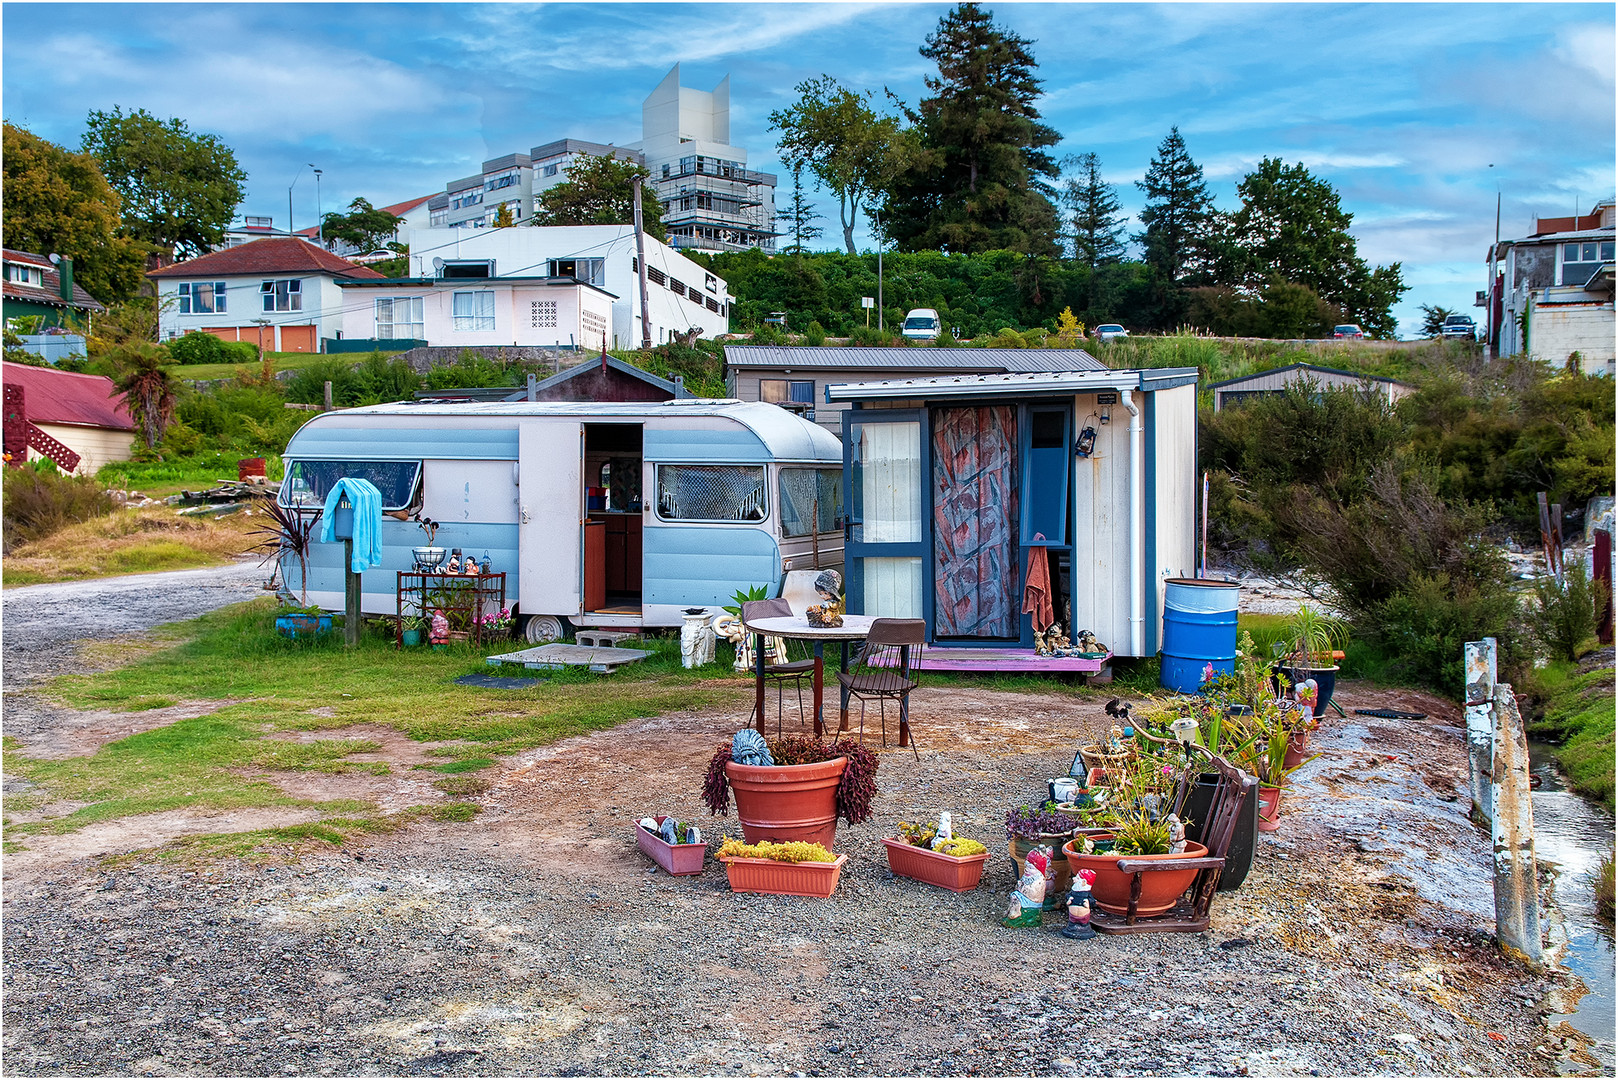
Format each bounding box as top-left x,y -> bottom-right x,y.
835,618 -> 925,758
740,598 -> 815,735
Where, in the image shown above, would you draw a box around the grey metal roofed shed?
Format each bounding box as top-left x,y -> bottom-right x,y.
1205,363 -> 1415,411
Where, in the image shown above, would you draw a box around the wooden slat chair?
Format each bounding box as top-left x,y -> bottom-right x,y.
1090,742 -> 1257,934
740,598 -> 816,736
835,618 -> 925,758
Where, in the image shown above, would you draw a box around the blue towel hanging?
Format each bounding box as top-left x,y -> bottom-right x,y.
320,478 -> 384,572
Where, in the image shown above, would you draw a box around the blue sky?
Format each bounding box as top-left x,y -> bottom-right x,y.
4,2 -> 1613,337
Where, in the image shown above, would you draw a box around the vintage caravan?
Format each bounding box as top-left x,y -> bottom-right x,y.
277,400 -> 845,641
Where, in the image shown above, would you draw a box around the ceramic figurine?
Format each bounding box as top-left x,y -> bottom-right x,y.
683,824 -> 701,844
929,812 -> 954,851
813,569 -> 843,606
481,554 -> 493,575
680,609 -> 717,668
660,818 -> 680,845
1002,844 -> 1050,928
429,609 -> 448,645
731,729 -> 774,767
1061,868 -> 1098,939
1166,813 -> 1187,855
446,552 -> 461,575
638,817 -> 659,833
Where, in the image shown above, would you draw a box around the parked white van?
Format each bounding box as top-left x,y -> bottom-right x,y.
901,308 -> 942,341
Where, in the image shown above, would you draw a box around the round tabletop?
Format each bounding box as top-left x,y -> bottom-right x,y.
743,614 -> 877,641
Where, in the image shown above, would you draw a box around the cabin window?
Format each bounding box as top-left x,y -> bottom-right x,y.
760,379 -> 815,405
655,464 -> 766,522
778,467 -> 844,537
279,459 -> 422,512
452,290 -> 496,331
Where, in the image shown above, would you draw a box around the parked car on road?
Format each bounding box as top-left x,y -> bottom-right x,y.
1440,314 -> 1477,340
1332,324 -> 1365,339
1093,323 -> 1129,342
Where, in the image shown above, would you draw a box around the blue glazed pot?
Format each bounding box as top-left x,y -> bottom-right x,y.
276,614 -> 332,639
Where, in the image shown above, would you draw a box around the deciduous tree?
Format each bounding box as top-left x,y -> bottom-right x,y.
81,107 -> 247,259
883,3 -> 1062,256
769,76 -> 907,255
2,123 -> 146,304
531,155 -> 665,241
322,198 -> 405,250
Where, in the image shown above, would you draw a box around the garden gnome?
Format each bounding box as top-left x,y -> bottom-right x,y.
1002,844 -> 1050,928
446,552 -> 461,574
1061,868 -> 1098,939
429,609 -> 448,645
1166,814 -> 1187,855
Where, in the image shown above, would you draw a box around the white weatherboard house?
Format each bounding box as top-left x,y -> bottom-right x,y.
336,275 -> 616,352
403,225 -> 731,348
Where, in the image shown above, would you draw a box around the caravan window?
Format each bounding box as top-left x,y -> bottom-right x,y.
779,468 -> 845,537
280,460 -> 422,512
655,464 -> 766,522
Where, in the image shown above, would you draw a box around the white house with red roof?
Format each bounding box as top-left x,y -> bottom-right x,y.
2,360 -> 135,474
147,238 -> 384,354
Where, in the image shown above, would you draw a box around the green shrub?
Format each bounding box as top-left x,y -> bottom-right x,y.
2,468 -> 116,550
802,321 -> 827,347
169,333 -> 234,366
1370,572 -> 1525,697
845,324 -> 905,347
1530,567 -> 1600,662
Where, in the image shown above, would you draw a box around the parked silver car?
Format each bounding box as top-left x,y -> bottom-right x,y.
1093,323 -> 1129,342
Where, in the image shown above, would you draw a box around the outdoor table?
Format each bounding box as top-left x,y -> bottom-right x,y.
742,614 -> 877,738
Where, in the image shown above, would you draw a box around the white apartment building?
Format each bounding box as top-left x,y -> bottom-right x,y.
424,66 -> 776,255
404,225 -> 731,347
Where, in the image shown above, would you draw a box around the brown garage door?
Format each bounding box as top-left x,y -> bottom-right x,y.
280,325 -> 317,353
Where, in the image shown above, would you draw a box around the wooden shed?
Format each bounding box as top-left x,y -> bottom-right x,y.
1206,363 -> 1415,411
825,368 -> 1200,666
2,361 -> 135,474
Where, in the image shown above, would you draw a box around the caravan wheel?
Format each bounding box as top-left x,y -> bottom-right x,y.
524,615 -> 567,644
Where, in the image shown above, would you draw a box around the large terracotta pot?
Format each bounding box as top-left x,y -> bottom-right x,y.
725,757 -> 846,849
1256,783 -> 1283,831
1063,836 -> 1210,917
1010,834 -> 1074,908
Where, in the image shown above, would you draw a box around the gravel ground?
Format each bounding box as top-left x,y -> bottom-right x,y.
0,566 -> 1588,1077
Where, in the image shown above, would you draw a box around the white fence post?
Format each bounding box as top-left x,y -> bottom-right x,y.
1464,638 -> 1497,825
1489,682 -> 1542,964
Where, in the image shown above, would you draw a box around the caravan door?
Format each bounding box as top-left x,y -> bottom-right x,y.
518,421 -> 583,624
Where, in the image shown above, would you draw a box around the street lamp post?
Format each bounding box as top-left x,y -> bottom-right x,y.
288,163 -> 316,237
313,169 -> 324,247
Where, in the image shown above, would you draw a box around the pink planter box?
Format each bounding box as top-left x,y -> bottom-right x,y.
635,818 -> 706,876
881,838 -> 990,892
721,854 -> 847,898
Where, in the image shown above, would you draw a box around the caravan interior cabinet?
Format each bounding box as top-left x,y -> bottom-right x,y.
591,512 -> 642,594
584,520 -> 607,612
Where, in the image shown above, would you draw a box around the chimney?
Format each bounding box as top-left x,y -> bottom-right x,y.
57,255 -> 74,305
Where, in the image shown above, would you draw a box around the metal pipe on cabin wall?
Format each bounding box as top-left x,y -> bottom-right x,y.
1122,388 -> 1144,656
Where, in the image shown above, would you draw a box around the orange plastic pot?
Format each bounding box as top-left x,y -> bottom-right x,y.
725,757 -> 847,849
1283,730 -> 1312,771
635,817 -> 706,876
881,839 -> 990,892
1256,784 -> 1283,831
1063,836 -> 1209,917
721,854 -> 847,898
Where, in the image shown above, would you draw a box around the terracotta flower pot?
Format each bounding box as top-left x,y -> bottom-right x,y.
1009,834 -> 1074,908
636,817 -> 706,876
721,853 -> 847,898
1256,784 -> 1283,831
725,757 -> 847,849
1063,836 -> 1210,917
881,838 -> 990,892
1282,729 -> 1313,771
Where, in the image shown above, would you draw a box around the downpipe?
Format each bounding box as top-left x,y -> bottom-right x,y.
1122,388 -> 1144,657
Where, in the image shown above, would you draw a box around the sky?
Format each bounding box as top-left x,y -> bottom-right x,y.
3,2 -> 1614,338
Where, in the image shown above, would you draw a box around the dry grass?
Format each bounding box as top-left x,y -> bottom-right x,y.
2,506 -> 259,585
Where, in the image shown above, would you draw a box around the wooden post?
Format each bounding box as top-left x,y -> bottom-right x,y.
632,176 -> 652,351
344,539 -> 361,648
1490,682 -> 1542,964
323,380 -> 333,412
1463,638 -> 1497,825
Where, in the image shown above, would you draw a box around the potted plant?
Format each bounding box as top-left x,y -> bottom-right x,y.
412,514 -> 445,571
1229,695 -> 1316,831
881,817 -> 990,892
274,602 -> 331,639
476,606 -> 516,640
1007,801 -> 1084,907
716,836 -> 847,897
1063,807 -> 1210,917
635,817 -> 706,876
399,614 -> 426,647
703,732 -> 878,849
1278,603 -> 1350,717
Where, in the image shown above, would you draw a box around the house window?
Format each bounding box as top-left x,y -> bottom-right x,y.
655,464 -> 767,522
451,190 -> 483,210
178,281 -> 227,314
485,172 -> 520,191
1562,240 -> 1616,285
761,379 -> 816,405
441,261 -> 493,278
452,290 -> 496,332
429,210 -> 448,227
374,297 -> 424,340
547,258 -> 605,286
542,164 -> 559,177
260,279 -> 302,312
6,265 -> 40,285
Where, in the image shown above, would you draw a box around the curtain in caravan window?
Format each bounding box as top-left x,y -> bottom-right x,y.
452,290 -> 496,331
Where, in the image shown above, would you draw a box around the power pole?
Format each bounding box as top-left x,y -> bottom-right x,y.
875,208 -> 884,332
633,176 -> 652,351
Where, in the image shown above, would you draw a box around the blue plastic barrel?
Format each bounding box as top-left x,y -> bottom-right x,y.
1160,578 -> 1240,694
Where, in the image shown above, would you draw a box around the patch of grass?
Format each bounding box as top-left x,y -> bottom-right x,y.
1525,657 -> 1616,811
1596,851 -> 1614,929
249,739 -> 389,774
176,351 -> 350,383
102,802 -> 474,866
424,758 -> 495,773
1,506 -> 255,585
433,775 -> 493,797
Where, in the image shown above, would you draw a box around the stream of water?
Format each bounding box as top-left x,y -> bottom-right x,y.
1527,740 -> 1615,1073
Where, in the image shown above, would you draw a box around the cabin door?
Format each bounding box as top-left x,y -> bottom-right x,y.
518,421 -> 583,618
843,411 -> 926,620
932,405 -> 1019,639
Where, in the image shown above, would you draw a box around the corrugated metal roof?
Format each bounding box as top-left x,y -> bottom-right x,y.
1204,363 -> 1413,391
825,369 -> 1153,402
2,360 -> 134,430
723,346 -> 1106,372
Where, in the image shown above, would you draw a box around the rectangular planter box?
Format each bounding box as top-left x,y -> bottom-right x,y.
636,817 -> 706,876
276,614 -> 332,639
881,838 -> 989,892
721,854 -> 847,898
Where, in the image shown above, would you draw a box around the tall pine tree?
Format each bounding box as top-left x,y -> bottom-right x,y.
883,3 -> 1062,256
1135,126 -> 1217,284
1061,152 -> 1125,268
776,164 -> 826,254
